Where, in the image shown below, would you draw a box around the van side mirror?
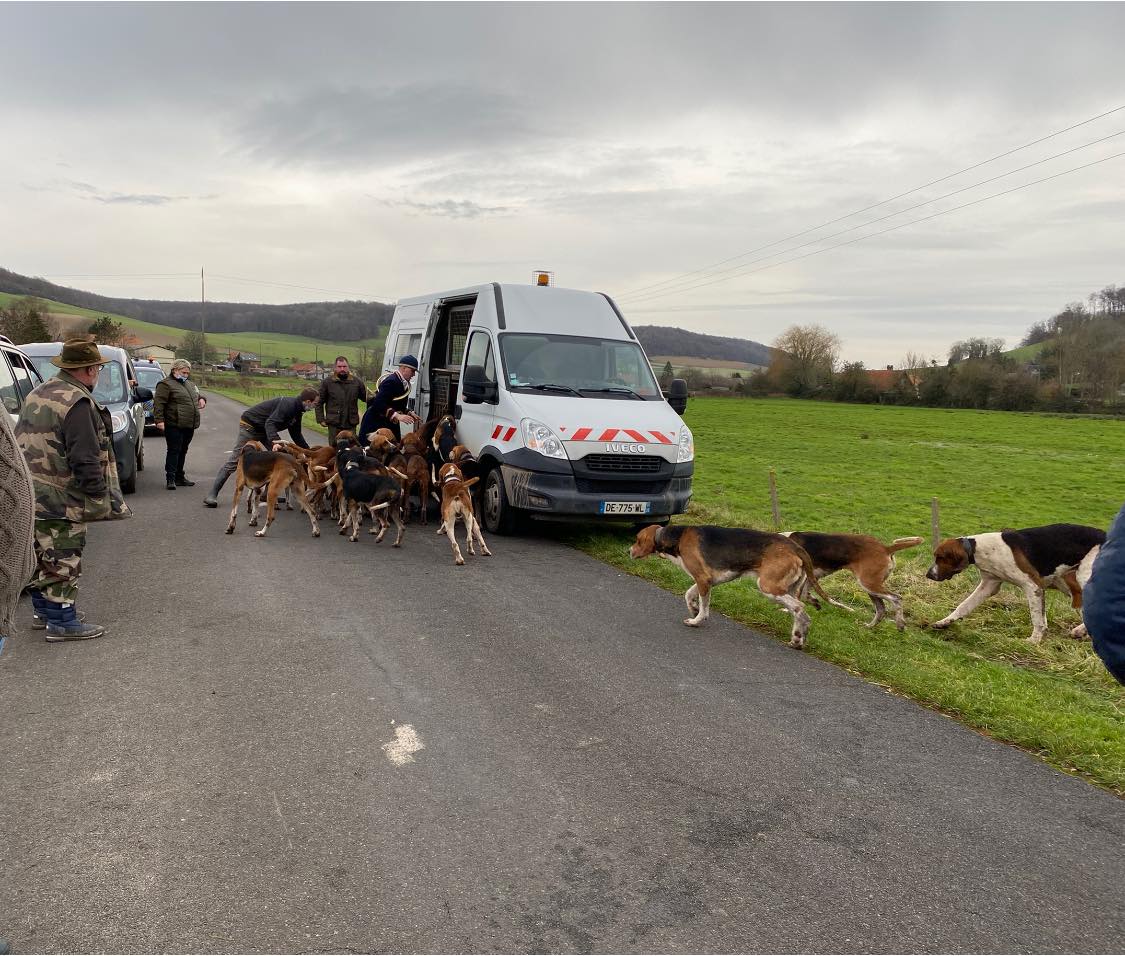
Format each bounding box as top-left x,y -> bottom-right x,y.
462,365 -> 498,404
665,378 -> 688,415
133,386 -> 154,403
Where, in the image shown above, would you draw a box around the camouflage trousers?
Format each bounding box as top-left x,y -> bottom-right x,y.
30,518 -> 87,604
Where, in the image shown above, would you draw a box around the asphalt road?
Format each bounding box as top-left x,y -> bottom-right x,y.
1,393 -> 1122,954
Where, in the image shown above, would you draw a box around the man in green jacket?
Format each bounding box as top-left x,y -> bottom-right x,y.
153,358 -> 207,490
315,356 -> 368,446
15,336 -> 131,641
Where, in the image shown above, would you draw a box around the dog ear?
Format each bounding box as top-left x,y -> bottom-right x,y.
653,525 -> 667,551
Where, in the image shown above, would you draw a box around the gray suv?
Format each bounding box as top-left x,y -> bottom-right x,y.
21,342 -> 152,493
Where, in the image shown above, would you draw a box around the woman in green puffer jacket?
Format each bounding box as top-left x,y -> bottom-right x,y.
153,359 -> 207,491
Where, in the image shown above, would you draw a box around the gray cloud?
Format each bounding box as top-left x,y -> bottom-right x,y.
378,197 -> 514,220
235,83 -> 540,169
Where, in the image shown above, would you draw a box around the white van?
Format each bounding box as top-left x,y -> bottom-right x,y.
382,281 -> 693,533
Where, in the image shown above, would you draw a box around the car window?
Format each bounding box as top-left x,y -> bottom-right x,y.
92,362 -> 128,404
28,356 -> 57,383
463,331 -> 496,385
134,367 -> 164,389
8,352 -> 37,399
0,350 -> 20,416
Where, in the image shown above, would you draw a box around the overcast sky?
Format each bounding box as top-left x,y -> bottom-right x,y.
2,2 -> 1123,365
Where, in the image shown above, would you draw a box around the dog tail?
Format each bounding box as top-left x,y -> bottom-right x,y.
795,544 -> 857,613
462,476 -> 481,490
888,536 -> 925,553
388,466 -> 409,481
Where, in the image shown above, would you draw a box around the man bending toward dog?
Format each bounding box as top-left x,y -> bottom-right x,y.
203,387 -> 319,507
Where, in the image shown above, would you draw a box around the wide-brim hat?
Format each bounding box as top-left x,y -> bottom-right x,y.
397,354 -> 419,371
51,336 -> 110,369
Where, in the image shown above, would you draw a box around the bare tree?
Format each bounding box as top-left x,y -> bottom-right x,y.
770,324 -> 841,396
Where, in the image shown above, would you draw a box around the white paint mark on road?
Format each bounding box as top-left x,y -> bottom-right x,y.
382,724 -> 425,765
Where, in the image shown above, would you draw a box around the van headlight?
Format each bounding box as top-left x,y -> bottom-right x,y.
522,419 -> 568,460
110,410 -> 130,434
677,425 -> 694,462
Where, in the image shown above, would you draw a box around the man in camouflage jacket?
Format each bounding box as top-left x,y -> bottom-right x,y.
15,336 -> 130,641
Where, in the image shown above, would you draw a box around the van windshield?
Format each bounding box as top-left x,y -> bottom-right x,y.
499,334 -> 662,399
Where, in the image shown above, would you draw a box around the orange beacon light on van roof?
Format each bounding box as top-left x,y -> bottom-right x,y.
534,270 -> 554,286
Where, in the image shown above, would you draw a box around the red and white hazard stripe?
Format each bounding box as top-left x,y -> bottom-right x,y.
563,427 -> 674,444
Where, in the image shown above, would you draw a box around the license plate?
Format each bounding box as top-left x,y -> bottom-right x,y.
600,501 -> 651,515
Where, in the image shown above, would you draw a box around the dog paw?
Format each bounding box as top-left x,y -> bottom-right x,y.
930,620 -> 951,630
1069,623 -> 1088,639
788,637 -> 806,649
683,618 -> 701,627
312,530 -> 321,538
254,530 -> 266,538
224,527 -> 234,535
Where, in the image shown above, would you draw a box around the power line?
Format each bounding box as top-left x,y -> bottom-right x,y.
209,273 -> 392,302
616,103 -> 1125,300
620,127 -> 1125,305
36,271 -> 394,302
622,148 -> 1125,307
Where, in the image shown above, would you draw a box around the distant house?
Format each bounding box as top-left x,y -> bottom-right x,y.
290,362 -> 329,379
132,345 -> 177,374
865,365 -> 923,399
229,350 -> 261,373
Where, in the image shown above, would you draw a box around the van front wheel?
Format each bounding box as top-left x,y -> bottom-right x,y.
482,466 -> 520,535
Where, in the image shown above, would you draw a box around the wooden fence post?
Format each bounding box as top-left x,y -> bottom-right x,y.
769,470 -> 781,529
931,497 -> 941,549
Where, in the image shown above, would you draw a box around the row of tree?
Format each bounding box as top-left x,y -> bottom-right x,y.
721,283 -> 1125,412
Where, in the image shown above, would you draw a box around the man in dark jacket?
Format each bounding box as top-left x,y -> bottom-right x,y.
202,387 -> 319,507
15,336 -> 131,641
1084,503 -> 1125,684
358,354 -> 421,443
153,358 -> 207,490
315,356 -> 367,446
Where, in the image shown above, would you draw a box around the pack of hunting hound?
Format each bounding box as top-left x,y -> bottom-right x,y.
219,414 -> 1106,650
223,414 -> 488,566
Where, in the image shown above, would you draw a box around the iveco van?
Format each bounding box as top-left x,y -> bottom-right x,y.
382,281 -> 693,533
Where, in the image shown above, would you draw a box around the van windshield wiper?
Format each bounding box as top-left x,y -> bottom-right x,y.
527,382 -> 583,396
581,386 -> 644,400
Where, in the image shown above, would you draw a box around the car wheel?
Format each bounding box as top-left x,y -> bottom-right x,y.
120,470 -> 137,494
137,440 -> 144,472
482,465 -> 520,535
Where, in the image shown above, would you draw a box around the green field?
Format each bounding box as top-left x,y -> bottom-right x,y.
0,292 -> 387,367
561,397 -> 1125,793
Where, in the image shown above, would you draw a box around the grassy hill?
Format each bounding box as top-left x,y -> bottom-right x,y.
0,291 -> 387,367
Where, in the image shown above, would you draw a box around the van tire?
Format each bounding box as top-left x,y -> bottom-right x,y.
120,470 -> 136,494
482,465 -> 520,535
136,441 -> 144,472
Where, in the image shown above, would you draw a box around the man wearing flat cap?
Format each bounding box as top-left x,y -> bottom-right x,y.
358,354 -> 422,443
153,358 -> 207,491
15,335 -> 130,642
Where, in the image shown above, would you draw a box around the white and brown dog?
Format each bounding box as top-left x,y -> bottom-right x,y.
783,531 -> 924,630
629,524 -> 851,648
927,523 -> 1105,641
435,462 -> 491,565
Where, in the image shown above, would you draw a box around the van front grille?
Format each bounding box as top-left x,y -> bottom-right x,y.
582,454 -> 664,473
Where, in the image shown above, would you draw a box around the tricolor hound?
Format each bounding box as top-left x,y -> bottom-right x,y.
629,524 -> 851,648
927,523 -> 1105,641
783,531 -> 924,630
